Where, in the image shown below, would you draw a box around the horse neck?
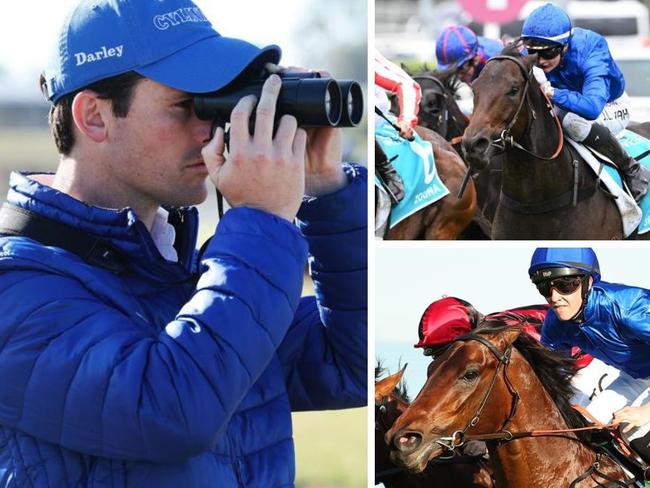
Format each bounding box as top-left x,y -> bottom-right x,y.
487,353 -> 610,488
500,90 -> 574,203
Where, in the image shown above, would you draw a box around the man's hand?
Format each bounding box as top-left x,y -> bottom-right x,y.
296,68 -> 346,197
397,119 -> 415,140
532,66 -> 548,86
532,66 -> 554,98
613,403 -> 650,433
201,75 -> 307,222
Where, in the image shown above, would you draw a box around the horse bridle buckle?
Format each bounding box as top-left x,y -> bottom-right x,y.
451,430 -> 465,448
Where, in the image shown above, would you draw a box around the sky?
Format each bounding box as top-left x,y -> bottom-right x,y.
0,0 -> 309,101
375,244 -> 650,393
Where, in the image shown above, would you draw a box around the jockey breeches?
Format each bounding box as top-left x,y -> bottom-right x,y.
557,93 -> 631,142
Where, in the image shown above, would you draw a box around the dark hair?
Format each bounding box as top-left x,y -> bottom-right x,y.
40,71 -> 144,155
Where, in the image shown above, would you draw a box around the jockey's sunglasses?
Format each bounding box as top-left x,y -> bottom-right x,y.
535,275 -> 583,298
529,45 -> 563,60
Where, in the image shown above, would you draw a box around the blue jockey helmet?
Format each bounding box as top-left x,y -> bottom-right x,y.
435,25 -> 479,70
521,3 -> 573,47
528,248 -> 601,284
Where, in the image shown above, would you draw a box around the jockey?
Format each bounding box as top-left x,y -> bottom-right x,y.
521,3 -> 650,202
435,25 -> 503,115
529,247 -> 650,459
375,49 -> 423,202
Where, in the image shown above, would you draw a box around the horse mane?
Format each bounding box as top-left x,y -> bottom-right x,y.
475,322 -> 589,433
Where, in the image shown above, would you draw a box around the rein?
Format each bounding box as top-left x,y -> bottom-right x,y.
432,333 -> 639,487
485,55 -> 564,161
434,334 -> 519,453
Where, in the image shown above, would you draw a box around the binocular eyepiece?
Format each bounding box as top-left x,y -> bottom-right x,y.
194,72 -> 364,128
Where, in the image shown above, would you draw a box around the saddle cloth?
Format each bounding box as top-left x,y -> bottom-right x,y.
375,120 -> 449,229
565,128 -> 650,237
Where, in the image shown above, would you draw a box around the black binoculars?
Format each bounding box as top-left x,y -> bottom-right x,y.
194,71 -> 364,128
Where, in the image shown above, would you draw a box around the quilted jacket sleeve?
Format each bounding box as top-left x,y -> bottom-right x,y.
0,208 -> 307,462
278,164 -> 367,410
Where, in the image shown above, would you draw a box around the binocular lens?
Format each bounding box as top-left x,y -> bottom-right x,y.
337,81 -> 363,127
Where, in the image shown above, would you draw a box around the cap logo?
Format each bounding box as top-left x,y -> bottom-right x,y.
153,7 -> 208,30
541,270 -> 552,277
74,45 -> 124,67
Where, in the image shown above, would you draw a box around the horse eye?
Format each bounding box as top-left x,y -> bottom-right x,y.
508,86 -> 519,96
462,369 -> 480,381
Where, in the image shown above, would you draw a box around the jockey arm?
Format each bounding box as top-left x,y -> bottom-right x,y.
374,50 -> 422,131
550,41 -> 613,120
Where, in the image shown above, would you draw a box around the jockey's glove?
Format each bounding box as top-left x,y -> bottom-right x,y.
532,66 -> 554,99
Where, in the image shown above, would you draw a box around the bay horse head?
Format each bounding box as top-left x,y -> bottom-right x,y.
385,325 -> 525,472
385,324 -> 630,487
461,45 -> 555,170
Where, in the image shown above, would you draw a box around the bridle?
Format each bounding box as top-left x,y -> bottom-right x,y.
413,74 -> 449,136
430,332 -> 637,487
434,334 -> 519,453
484,55 -> 564,161
375,392 -> 413,482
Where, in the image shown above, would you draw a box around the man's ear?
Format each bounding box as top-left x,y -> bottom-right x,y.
71,91 -> 109,143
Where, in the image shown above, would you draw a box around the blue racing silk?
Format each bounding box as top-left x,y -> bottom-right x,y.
541,280 -> 650,379
548,27 -> 625,120
0,166 -> 367,488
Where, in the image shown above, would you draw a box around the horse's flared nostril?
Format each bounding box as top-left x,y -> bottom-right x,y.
473,137 -> 490,155
391,431 -> 423,453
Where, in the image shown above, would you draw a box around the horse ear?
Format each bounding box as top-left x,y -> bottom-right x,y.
495,326 -> 524,350
400,62 -> 412,75
523,53 -> 538,71
375,364 -> 408,401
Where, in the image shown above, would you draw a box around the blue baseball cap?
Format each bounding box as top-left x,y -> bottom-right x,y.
42,0 -> 282,104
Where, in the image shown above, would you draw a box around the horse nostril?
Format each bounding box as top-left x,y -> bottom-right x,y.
473,137 -> 490,155
393,431 -> 422,452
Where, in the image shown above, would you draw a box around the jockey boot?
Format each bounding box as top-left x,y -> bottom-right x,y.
583,123 -> 650,202
376,143 -> 405,204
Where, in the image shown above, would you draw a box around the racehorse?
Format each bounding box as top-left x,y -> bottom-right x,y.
408,67 -> 499,235
375,365 -> 494,487
461,44 -> 650,239
376,124 -> 477,240
386,324 -> 635,487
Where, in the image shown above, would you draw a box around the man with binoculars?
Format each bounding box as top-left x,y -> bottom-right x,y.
0,0 -> 367,486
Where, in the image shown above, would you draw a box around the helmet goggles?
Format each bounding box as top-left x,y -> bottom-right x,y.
530,266 -> 586,298
524,40 -> 563,60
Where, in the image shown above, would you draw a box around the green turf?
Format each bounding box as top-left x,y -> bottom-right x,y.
293,408 -> 367,488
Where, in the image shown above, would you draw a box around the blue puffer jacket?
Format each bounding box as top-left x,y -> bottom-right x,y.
0,165 -> 367,487
541,280 -> 650,379
548,27 -> 625,120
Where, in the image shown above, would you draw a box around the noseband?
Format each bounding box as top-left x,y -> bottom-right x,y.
434,334 -> 520,453
430,333 -> 636,488
485,55 -> 563,161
